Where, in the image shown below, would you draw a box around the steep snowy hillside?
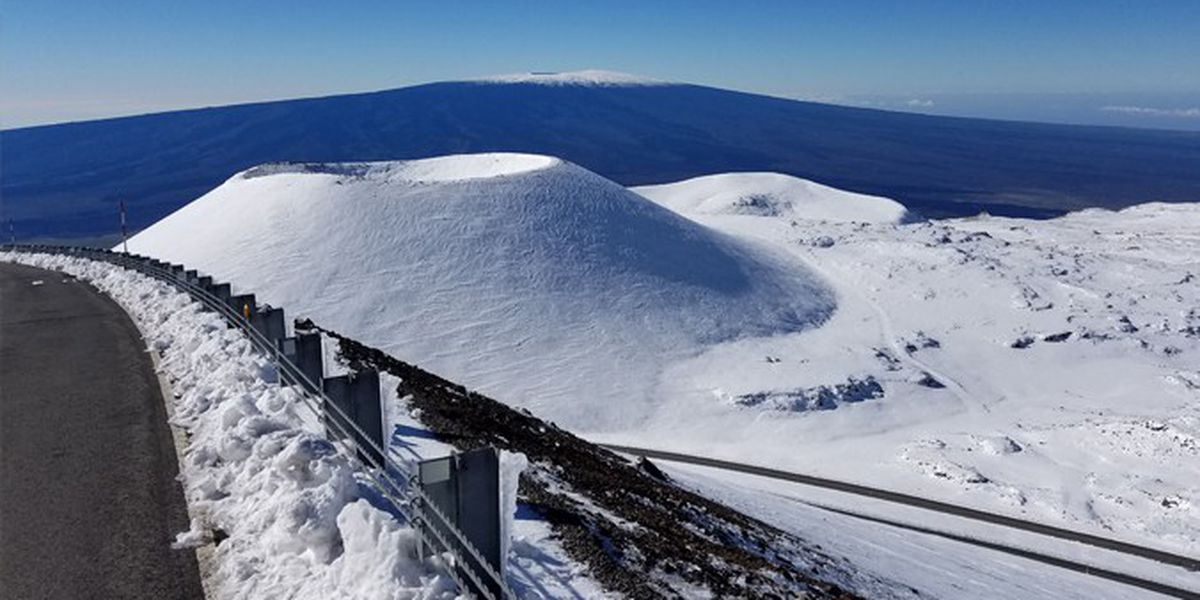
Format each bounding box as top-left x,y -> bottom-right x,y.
127,153 -> 833,431
635,172 -> 909,223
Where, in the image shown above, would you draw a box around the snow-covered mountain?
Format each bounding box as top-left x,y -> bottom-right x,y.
8,70 -> 1200,240
127,153 -> 833,431
128,152 -> 1200,570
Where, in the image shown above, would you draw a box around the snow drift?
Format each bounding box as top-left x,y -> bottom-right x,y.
127,153 -> 834,431
635,172 -> 909,224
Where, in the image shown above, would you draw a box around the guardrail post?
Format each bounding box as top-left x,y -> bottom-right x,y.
184,269 -> 199,285
350,370 -> 383,466
419,447 -> 503,599
320,370 -> 383,466
294,333 -> 324,389
322,375 -> 353,442
210,283 -> 231,303
251,307 -> 286,345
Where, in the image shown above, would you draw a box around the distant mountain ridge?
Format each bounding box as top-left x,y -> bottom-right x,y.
4,72 -> 1200,240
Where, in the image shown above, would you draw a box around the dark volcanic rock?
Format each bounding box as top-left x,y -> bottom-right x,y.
915,373 -> 946,389
735,377 -> 885,412
1010,336 -> 1036,349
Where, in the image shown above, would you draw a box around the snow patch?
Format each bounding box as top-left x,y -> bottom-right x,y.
477,69 -> 665,86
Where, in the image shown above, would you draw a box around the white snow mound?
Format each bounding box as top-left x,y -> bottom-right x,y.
477,69 -> 665,86
127,153 -> 833,431
635,172 -> 908,224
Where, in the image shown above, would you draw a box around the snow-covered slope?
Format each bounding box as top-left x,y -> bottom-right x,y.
635,172 -> 909,224
127,153 -> 833,432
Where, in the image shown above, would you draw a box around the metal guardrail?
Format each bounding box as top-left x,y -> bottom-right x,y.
3,244 -> 515,600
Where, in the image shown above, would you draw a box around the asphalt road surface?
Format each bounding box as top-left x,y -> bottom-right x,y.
0,262 -> 204,600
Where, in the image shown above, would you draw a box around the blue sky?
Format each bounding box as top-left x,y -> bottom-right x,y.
4,0 -> 1199,129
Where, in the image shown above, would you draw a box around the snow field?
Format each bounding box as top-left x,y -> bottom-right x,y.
623,189 -> 1200,559
1,252 -> 457,600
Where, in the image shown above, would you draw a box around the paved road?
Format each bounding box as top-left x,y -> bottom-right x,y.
0,263 -> 204,600
603,444 -> 1200,596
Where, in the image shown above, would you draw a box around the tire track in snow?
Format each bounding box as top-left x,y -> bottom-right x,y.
790,244 -> 986,413
856,280 -> 995,414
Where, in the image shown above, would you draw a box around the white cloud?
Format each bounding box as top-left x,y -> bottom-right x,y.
1100,105 -> 1200,118
906,98 -> 936,108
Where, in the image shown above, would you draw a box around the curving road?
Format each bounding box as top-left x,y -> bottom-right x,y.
602,444 -> 1200,597
0,263 -> 204,600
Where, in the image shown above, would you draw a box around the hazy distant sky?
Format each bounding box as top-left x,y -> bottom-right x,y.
4,0 -> 1200,130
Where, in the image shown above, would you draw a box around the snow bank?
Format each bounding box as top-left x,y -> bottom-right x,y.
634,172 -> 909,224
477,69 -> 665,86
1,252 -> 456,600
127,153 -> 834,432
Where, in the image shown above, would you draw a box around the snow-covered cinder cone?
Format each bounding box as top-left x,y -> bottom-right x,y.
127,153 -> 834,432
634,171 -> 909,224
